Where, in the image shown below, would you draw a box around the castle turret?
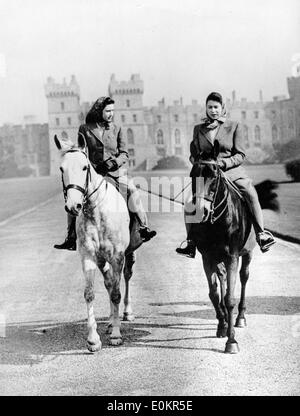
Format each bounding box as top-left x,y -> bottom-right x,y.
45,75 -> 81,174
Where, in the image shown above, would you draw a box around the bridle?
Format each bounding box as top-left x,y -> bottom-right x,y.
196,160 -> 229,224
61,149 -> 105,211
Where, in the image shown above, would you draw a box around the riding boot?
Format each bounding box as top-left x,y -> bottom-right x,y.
234,178 -> 276,253
124,178 -> 156,242
54,215 -> 77,251
139,226 -> 157,241
176,240 -> 196,258
256,230 -> 276,253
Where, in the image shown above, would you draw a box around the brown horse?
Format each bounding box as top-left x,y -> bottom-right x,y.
186,141 -> 279,353
54,135 -> 143,352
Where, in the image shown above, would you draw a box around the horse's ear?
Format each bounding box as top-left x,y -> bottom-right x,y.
54,134 -> 74,151
213,140 -> 220,159
54,135 -> 61,150
78,132 -> 87,150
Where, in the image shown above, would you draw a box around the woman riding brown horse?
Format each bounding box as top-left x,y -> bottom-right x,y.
176,91 -> 275,258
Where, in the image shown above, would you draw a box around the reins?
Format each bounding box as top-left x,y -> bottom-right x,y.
195,160 -> 229,224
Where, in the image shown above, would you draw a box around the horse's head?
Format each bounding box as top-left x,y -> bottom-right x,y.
54,134 -> 90,216
194,140 -> 222,223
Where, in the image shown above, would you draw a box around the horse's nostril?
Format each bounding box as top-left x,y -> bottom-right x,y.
76,203 -> 82,210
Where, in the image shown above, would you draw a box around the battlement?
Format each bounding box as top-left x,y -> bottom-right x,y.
45,74 -> 80,98
109,73 -> 144,96
287,75 -> 300,100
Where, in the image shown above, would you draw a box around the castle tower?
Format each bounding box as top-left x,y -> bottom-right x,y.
108,74 -> 156,169
45,75 -> 81,174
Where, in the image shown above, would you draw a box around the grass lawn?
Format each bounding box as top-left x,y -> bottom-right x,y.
0,175 -> 61,222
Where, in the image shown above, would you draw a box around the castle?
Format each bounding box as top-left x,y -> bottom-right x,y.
1,70 -> 299,178
45,72 -> 300,175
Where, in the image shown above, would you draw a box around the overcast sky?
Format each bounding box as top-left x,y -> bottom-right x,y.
0,0 -> 299,125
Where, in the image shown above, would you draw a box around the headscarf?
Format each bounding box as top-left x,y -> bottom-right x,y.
202,91 -> 227,129
85,96 -> 115,128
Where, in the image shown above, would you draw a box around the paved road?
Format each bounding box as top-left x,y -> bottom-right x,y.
0,192 -> 299,396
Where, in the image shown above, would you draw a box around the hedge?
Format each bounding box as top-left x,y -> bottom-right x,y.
285,159 -> 300,182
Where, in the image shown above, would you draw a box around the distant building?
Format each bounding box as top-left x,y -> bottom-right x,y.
0,122 -> 49,177
265,75 -> 300,153
42,67 -> 298,174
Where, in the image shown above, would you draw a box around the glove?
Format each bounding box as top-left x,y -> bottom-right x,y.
95,161 -> 109,175
104,159 -> 118,171
217,159 -> 226,170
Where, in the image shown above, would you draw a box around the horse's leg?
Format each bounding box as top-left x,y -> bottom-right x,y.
235,251 -> 253,328
82,257 -> 102,353
202,255 -> 227,338
101,256 -> 124,346
216,261 -> 228,336
224,255 -> 239,353
123,252 -> 136,321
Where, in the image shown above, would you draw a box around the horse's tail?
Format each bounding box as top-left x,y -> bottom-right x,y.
254,180 -> 280,212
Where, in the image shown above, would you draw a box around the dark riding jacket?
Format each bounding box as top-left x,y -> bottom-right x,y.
190,120 -> 248,182
78,122 -> 128,177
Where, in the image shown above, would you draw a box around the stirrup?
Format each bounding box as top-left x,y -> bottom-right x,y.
175,240 -> 196,258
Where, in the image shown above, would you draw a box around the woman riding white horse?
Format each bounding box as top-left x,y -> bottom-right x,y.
54,96 -> 156,250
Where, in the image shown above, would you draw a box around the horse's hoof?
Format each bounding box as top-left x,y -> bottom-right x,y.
216,326 -> 228,338
110,337 -> 123,346
225,341 -> 239,354
235,318 -> 247,328
87,340 -> 102,353
123,312 -> 135,322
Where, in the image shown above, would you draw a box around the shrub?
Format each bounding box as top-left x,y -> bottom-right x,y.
275,139 -> 300,162
152,156 -> 188,170
285,159 -> 300,182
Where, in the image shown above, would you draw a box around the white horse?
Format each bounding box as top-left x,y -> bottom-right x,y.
54,135 -> 143,352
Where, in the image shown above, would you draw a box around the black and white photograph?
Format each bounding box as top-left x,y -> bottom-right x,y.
0,0 -> 299,400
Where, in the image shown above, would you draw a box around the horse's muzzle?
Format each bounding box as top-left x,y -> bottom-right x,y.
65,204 -> 82,216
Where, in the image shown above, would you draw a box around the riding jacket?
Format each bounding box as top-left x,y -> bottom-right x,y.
190,120 -> 248,182
77,122 -> 128,178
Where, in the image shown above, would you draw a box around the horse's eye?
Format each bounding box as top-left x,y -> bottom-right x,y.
83,166 -> 87,171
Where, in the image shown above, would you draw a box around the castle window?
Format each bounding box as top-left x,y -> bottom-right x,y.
254,111 -> 259,119
174,114 -> 179,122
61,102 -> 65,111
193,114 -> 198,122
133,114 -> 137,123
127,128 -> 134,145
271,110 -> 277,118
129,159 -> 136,168
241,111 -> 246,119
56,118 -> 60,126
67,117 -> 71,126
243,125 -> 249,148
175,147 -> 182,156
272,125 -> 278,143
61,131 -> 68,139
157,115 -> 162,123
23,135 -> 29,152
128,148 -> 135,157
157,129 -> 164,145
175,129 -> 181,145
288,108 -> 294,121
121,115 -> 125,123
254,125 -> 261,146
126,100 -> 130,108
